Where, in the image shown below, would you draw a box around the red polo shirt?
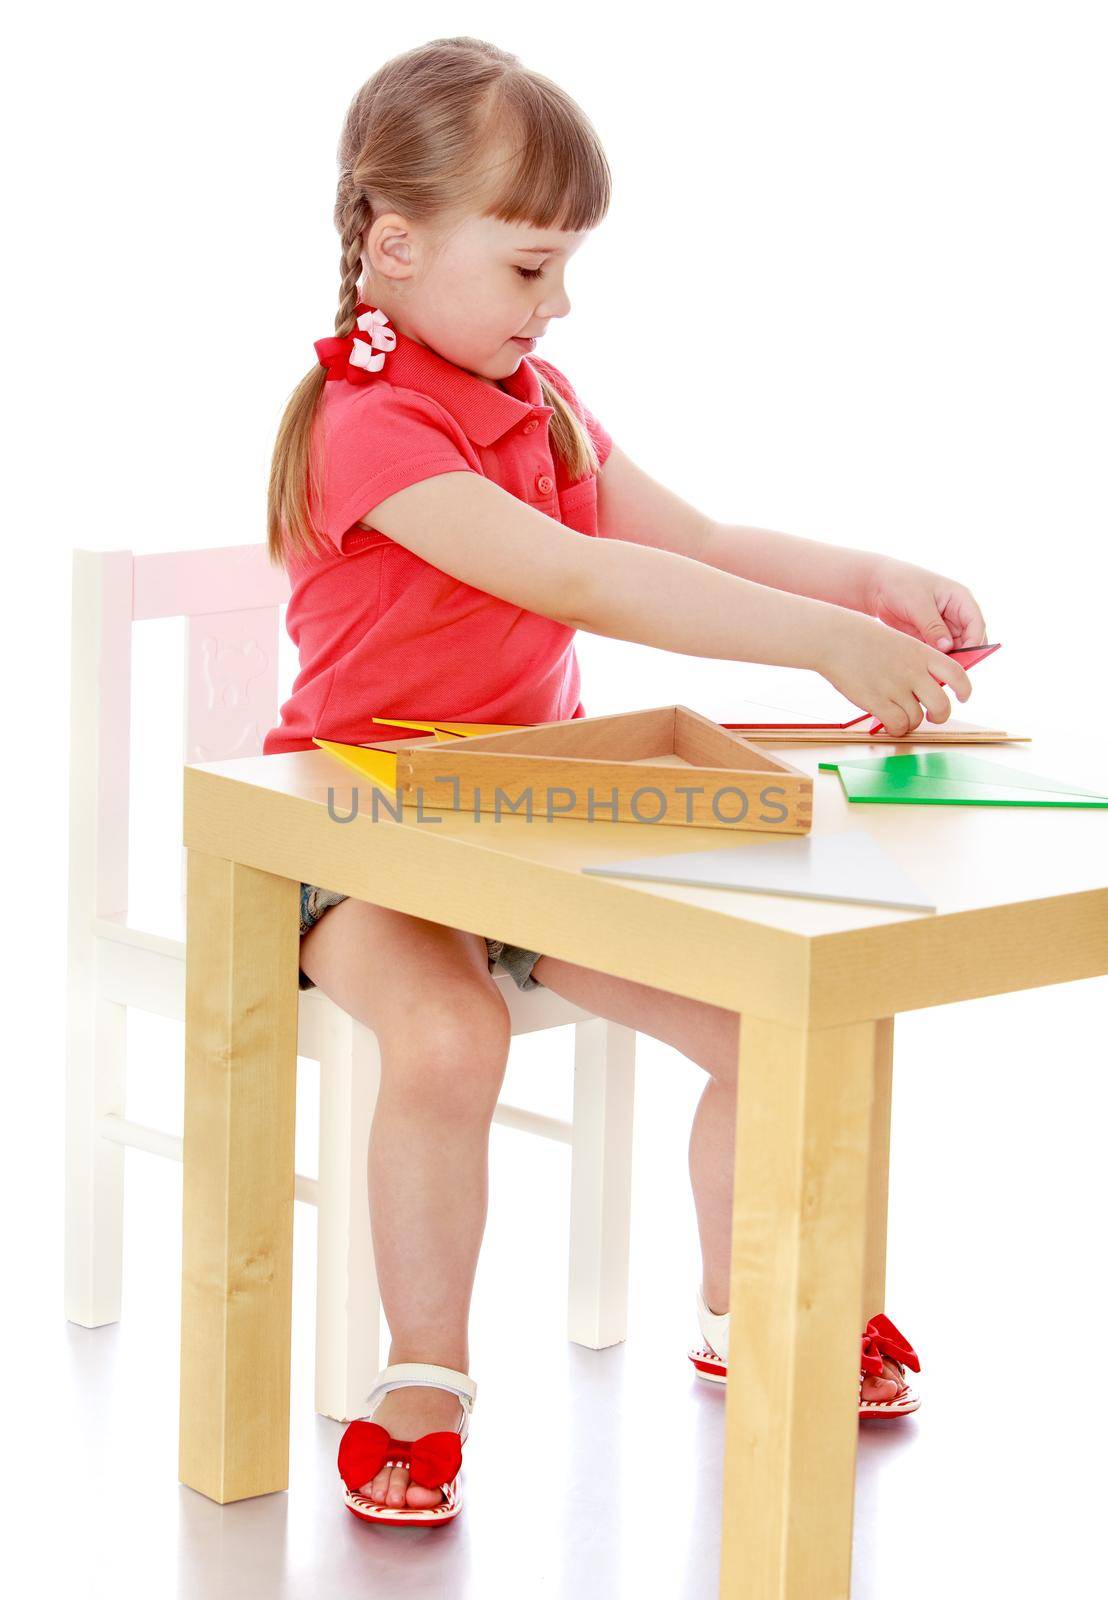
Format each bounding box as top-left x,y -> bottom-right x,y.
262,329 -> 612,756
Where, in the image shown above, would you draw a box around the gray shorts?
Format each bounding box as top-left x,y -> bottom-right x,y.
298,882 -> 545,994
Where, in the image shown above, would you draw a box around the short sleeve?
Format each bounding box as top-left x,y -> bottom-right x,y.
309,382 -> 479,553
530,357 -> 613,470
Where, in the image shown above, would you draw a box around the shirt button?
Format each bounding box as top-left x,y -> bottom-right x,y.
537,473 -> 555,495
522,418 -> 539,434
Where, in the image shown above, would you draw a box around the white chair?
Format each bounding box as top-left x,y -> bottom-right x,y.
65,544 -> 637,1422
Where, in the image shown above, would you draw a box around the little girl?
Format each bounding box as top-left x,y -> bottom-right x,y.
264,37 -> 986,1528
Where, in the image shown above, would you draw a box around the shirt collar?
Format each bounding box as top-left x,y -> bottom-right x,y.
381,327 -> 555,447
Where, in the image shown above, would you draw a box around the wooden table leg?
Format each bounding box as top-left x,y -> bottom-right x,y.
178,852 -> 300,1503
719,1014 -> 878,1600
862,1017 -> 894,1324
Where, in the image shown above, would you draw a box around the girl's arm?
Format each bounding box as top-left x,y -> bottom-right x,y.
597,444 -> 877,612
595,445 -> 986,649
364,469 -> 972,733
696,522 -> 878,614
364,469 -> 852,672
570,531 -> 851,670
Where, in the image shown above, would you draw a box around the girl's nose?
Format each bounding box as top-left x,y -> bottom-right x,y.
541,288 -> 571,319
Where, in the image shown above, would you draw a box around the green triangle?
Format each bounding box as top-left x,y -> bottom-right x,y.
818,762 -> 1108,806
827,750 -> 1108,800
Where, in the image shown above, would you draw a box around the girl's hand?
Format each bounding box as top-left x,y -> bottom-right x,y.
815,611 -> 974,738
862,555 -> 988,652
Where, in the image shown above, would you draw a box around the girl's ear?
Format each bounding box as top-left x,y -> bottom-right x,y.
369,213 -> 414,280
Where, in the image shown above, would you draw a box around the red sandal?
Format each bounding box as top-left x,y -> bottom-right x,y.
687,1285 -> 922,1417
857,1312 -> 921,1416
338,1361 -> 476,1525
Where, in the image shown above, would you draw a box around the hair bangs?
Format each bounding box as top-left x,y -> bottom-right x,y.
473,76 -> 611,236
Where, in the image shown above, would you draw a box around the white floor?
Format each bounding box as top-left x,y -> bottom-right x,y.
12,974 -> 1105,1599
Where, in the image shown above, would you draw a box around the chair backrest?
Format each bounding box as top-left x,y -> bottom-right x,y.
69,545 -> 291,923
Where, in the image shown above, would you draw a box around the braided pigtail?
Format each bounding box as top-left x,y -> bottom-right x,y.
335,189 -> 373,337
266,191 -> 378,569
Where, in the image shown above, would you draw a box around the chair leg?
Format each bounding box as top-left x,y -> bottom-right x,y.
567,1016 -> 637,1349
65,982 -> 127,1327
66,549 -> 132,1328
315,1008 -> 383,1422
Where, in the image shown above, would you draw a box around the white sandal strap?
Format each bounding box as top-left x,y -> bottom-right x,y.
696,1287 -> 906,1390
696,1283 -> 730,1365
364,1361 -> 477,1444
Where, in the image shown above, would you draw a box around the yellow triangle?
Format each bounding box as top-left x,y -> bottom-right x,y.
432,721 -> 526,737
370,716 -> 440,732
370,715 -> 527,737
312,738 -> 398,789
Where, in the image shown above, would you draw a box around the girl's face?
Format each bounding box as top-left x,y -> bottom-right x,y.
362,211 -> 589,384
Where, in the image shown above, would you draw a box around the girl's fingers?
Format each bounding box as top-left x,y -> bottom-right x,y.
949,592 -> 987,646
917,679 -> 953,723
880,694 -> 922,738
871,698 -> 903,735
927,656 -> 973,701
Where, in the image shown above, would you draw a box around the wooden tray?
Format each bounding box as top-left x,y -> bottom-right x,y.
388,704 -> 813,834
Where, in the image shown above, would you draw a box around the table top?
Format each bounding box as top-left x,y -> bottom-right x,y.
187,726 -> 1106,929
182,712 -> 1107,1022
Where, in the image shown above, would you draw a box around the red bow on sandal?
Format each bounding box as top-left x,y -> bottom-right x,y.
338,1421 -> 462,1494
687,1287 -> 922,1418
856,1311 -> 921,1416
338,1361 -> 477,1525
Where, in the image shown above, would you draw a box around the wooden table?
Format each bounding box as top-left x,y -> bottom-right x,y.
179,719 -> 1107,1597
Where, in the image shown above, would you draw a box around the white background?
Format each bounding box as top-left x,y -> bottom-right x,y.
6,4 -> 1106,1596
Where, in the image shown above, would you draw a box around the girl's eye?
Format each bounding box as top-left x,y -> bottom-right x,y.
515,265 -> 545,280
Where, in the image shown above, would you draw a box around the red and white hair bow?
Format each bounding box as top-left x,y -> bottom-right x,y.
314,303 -> 397,384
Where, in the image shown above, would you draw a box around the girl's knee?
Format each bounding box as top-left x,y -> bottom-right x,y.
377,985 -> 511,1109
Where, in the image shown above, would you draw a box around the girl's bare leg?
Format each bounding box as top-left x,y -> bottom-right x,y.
528,954 -> 901,1402
300,897 -> 513,1509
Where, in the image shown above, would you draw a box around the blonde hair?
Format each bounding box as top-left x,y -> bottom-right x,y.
267,36 -> 612,569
